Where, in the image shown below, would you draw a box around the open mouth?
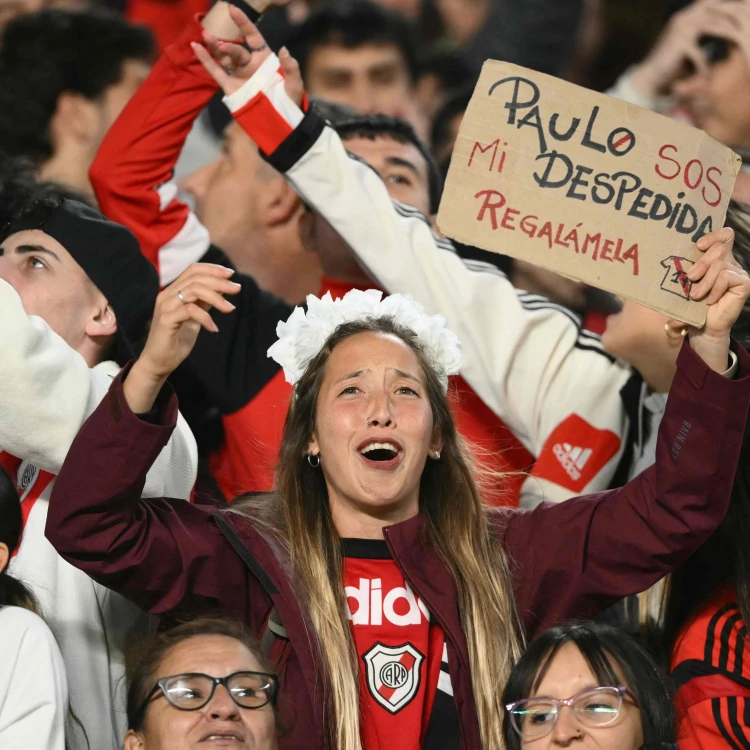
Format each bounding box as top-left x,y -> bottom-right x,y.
200,733 -> 245,743
358,440 -> 403,468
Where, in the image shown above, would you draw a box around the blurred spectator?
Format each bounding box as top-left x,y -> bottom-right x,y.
371,0 -> 422,21
502,622 -> 677,750
562,0 -> 607,86
288,0 -> 429,137
435,0 -> 586,78
0,9 -> 154,199
0,193 -> 197,748
413,47 -> 473,124
179,120 -> 322,304
0,0 -> 85,33
125,618 -> 278,750
430,87 -> 471,173
611,0 -> 750,148
0,466 -> 68,750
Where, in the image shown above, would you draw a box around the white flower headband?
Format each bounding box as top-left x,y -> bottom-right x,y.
267,289 -> 463,391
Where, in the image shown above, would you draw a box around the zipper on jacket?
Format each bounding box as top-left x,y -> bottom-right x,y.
382,527 -> 470,678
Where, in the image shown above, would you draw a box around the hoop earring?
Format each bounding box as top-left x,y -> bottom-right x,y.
307,454 -> 320,468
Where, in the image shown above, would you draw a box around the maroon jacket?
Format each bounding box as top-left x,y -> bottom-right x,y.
47,342 -> 750,749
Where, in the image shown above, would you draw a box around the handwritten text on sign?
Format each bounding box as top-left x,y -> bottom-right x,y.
436,61 -> 740,326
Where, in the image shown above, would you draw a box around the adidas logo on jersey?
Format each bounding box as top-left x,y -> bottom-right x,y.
553,443 -> 593,481
346,578 -> 430,626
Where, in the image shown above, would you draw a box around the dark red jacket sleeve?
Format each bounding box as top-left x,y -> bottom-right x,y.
498,341 -> 750,639
45,367 -> 253,619
89,16 -> 215,282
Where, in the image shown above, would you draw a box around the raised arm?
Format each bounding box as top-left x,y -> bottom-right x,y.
191,18 -> 633,505
89,13 -> 219,284
89,0 -> 288,285
91,3 -> 296,415
497,228 -> 750,636
502,339 -> 750,638
45,264 -> 252,614
46,365 -> 244,616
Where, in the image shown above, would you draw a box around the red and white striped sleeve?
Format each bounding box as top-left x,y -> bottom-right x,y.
223,53 -> 310,156
90,17 -> 213,285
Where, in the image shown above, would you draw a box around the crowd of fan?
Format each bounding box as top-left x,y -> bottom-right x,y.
2,0 -> 750,748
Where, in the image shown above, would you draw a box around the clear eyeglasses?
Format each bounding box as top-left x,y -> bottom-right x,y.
138,671 -> 279,720
505,685 -> 633,741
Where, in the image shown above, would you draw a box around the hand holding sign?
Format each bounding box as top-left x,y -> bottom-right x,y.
437,61 -> 742,326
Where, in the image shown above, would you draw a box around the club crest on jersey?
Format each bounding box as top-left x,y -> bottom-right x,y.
363,642 -> 424,714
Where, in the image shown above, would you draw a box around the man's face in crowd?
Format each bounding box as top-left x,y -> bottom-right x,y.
0,229 -> 103,349
312,133 -> 431,282
305,42 -> 413,118
674,42 -> 750,147
181,122 -> 272,246
344,134 -> 431,215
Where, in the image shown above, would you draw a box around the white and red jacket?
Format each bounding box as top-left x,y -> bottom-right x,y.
0,278 -> 198,749
89,19 -> 644,507
219,53 -> 646,506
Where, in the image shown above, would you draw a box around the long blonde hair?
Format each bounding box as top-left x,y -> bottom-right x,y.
232,318 -> 524,749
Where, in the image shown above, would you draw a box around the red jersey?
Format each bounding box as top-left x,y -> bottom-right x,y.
342,539 -> 459,750
672,587 -> 750,749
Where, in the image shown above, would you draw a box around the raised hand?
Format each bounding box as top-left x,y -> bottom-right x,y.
124,264 -> 241,413
697,0 -> 750,73
630,0 -> 720,98
684,227 -> 750,373
191,5 -> 304,105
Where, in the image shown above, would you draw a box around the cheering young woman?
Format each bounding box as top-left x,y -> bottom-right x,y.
45,13 -> 750,748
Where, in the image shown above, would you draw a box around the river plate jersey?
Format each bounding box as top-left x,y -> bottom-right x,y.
342,539 -> 460,749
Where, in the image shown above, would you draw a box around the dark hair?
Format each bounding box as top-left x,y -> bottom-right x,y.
3,192 -> 64,241
0,8 -> 154,164
126,617 -> 277,733
0,157 -> 93,237
0,466 -> 39,612
502,622 -> 676,750
417,48 -> 474,98
309,96 -> 358,125
335,114 -> 442,214
431,86 -> 472,173
289,0 -> 419,83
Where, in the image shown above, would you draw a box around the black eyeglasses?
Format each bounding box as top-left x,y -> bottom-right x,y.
137,671 -> 279,719
506,685 -> 634,741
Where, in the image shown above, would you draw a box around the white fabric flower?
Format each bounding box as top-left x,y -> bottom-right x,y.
267,289 -> 462,390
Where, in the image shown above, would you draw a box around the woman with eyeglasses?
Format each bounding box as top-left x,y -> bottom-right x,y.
125,617 -> 279,750
503,622 -> 677,750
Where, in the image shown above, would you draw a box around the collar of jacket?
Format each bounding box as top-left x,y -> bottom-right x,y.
382,513 -> 490,746
219,509 -> 483,747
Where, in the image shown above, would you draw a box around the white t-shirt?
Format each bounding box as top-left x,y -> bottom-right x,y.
0,606 -> 68,750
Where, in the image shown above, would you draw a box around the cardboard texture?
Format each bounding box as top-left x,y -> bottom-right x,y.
437,61 -> 741,326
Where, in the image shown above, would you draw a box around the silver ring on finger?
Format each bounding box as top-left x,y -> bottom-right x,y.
224,65 -> 236,75
249,44 -> 267,53
177,290 -> 187,305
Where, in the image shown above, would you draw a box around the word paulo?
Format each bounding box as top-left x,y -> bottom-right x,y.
475,189 -> 640,275
346,578 -> 430,626
485,76 -> 716,243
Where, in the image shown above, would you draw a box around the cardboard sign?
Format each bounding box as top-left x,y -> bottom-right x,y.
437,61 -> 741,326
